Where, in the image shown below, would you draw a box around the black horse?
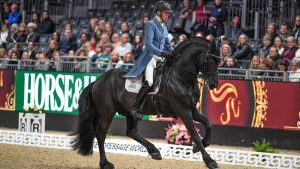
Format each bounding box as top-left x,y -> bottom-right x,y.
71,37 -> 220,169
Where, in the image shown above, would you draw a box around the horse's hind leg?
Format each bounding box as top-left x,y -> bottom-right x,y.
125,114 -> 162,160
95,113 -> 115,169
192,109 -> 212,148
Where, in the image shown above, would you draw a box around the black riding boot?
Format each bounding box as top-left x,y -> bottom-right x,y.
131,81 -> 151,121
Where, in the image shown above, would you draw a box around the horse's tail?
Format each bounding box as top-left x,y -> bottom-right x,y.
71,81 -> 97,156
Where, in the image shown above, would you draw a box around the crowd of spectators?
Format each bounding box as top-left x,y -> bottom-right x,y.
0,1 -> 299,81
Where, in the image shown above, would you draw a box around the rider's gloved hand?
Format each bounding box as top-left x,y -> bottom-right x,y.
160,51 -> 172,60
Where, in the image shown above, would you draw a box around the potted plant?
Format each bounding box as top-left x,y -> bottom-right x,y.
165,119 -> 195,146
18,104 -> 46,133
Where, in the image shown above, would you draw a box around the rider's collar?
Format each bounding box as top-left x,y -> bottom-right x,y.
155,15 -> 164,24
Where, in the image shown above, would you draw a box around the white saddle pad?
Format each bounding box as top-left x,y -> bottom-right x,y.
125,76 -> 159,95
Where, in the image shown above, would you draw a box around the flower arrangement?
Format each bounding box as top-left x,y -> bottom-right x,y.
165,119 -> 193,145
23,104 -> 46,114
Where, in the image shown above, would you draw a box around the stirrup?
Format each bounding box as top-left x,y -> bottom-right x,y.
131,108 -> 143,121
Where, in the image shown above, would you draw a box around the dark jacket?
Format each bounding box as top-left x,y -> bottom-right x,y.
37,18 -> 55,34
26,32 -> 40,43
233,44 -> 252,60
58,36 -> 78,54
16,32 -> 27,42
6,32 -> 17,43
270,54 -> 282,70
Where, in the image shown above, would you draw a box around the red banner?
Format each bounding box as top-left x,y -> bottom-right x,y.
0,70 -> 15,111
201,80 -> 300,131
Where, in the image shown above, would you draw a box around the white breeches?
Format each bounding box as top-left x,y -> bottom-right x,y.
145,55 -> 163,87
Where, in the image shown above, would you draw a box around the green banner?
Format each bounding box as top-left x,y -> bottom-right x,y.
15,70 -> 100,115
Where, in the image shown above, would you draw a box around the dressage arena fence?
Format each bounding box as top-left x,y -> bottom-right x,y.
0,130 -> 299,169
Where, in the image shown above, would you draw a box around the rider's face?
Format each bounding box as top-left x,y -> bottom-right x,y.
161,11 -> 170,22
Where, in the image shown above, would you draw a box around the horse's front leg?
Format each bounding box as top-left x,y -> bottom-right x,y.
192,109 -> 212,148
179,111 -> 218,169
125,114 -> 162,160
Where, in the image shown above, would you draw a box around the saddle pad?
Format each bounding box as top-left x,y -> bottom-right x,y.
125,77 -> 160,95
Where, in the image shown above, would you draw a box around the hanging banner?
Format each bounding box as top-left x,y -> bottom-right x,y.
0,70 -> 15,111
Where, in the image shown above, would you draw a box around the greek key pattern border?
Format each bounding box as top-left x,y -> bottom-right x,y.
0,130 -> 299,169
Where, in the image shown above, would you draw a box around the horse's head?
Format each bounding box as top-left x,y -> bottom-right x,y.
200,40 -> 220,90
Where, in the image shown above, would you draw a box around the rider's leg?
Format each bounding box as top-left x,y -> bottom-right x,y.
131,57 -> 156,120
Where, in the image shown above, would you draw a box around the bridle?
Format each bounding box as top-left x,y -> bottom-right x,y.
168,52 -> 220,85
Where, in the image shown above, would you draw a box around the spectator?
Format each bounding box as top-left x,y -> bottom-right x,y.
282,36 -> 298,63
232,34 -> 252,68
278,23 -> 290,43
89,37 -> 97,52
104,23 -> 115,39
0,47 -> 8,68
292,15 -> 300,40
1,2 -> 10,25
132,35 -> 143,60
119,22 -> 134,43
218,44 -> 232,67
46,40 -> 59,59
121,52 -> 134,70
190,0 -> 209,35
91,44 -> 103,63
0,24 -> 9,47
59,29 -> 78,54
50,31 -> 60,44
258,35 -> 272,58
274,60 -> 287,78
6,23 -> 18,43
178,0 -> 192,29
99,33 -> 111,47
111,33 -> 120,49
94,20 -> 105,38
273,36 -> 285,55
220,56 -> 239,74
78,33 -> 90,48
26,41 -> 36,59
74,48 -> 88,72
268,46 -> 282,70
293,37 -> 300,64
88,17 -> 98,38
219,35 -> 236,54
260,57 -> 273,76
106,52 -> 123,70
264,22 -> 278,45
37,10 -> 55,34
178,34 -> 188,44
208,0 -> 227,37
35,52 -> 49,71
16,23 -> 27,42
20,51 -> 32,70
49,50 -> 61,71
30,12 -> 40,26
95,44 -> 113,69
8,3 -> 22,27
226,15 -> 245,40
288,61 -> 300,82
249,55 -> 261,70
26,22 -> 39,43
8,49 -> 19,65
114,33 -> 132,57
94,29 -> 103,42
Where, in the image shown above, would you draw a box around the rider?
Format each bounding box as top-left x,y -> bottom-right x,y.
124,1 -> 173,120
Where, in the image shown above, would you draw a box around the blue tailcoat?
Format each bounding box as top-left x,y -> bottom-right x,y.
124,18 -> 173,78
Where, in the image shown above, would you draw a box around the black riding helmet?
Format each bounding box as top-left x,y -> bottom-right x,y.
154,1 -> 173,13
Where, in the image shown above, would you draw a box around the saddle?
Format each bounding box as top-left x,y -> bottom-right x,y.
125,60 -> 164,95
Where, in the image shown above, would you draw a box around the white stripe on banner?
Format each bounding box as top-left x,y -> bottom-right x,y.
0,130 -> 299,169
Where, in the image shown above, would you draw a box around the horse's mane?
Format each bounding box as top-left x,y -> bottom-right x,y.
172,37 -> 211,57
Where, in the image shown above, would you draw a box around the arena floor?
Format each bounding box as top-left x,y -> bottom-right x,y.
1,129 -> 299,169
0,143 -> 258,169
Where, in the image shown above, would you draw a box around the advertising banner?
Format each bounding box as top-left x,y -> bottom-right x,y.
15,70 -> 99,115
0,70 -> 15,111
201,80 -> 300,131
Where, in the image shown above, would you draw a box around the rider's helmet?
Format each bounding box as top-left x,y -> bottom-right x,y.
154,1 -> 173,13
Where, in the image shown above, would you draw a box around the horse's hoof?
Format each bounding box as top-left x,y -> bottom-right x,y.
150,152 -> 162,160
202,139 -> 210,148
100,162 -> 115,169
206,160 -> 218,169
